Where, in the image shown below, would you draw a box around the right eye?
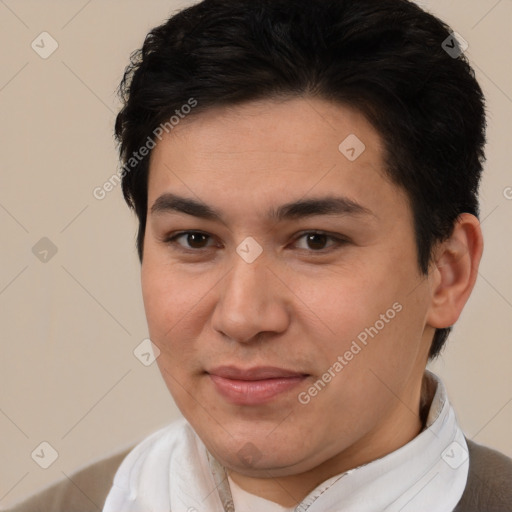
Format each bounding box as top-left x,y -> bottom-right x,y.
164,231 -> 217,251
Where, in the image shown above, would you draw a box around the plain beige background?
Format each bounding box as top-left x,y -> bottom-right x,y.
0,0 -> 511,507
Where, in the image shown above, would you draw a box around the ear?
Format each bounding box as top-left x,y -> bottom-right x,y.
426,213 -> 484,329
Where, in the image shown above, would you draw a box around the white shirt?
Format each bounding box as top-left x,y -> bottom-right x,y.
228,475 -> 295,512
103,371 -> 469,512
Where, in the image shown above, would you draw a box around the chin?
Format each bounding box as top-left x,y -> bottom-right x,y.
192,420 -> 317,475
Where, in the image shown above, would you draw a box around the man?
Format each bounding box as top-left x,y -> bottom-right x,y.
7,0 -> 512,511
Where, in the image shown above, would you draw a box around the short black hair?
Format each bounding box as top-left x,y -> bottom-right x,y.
115,0 -> 486,359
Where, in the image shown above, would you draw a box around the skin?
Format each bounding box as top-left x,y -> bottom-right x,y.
141,97 -> 483,506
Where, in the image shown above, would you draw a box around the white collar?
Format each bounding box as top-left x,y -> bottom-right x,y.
103,371 -> 469,512
227,475 -> 295,512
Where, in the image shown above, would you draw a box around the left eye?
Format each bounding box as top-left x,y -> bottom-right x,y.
293,232 -> 347,252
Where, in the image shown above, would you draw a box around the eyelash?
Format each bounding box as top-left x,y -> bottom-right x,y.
163,230 -> 350,255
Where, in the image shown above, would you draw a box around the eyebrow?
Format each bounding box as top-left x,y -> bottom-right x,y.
150,193 -> 374,222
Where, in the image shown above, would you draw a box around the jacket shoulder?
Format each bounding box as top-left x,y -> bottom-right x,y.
453,439 -> 512,512
3,420 -> 190,512
3,448 -> 131,512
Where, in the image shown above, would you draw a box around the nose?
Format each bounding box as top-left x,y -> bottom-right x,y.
211,248 -> 290,344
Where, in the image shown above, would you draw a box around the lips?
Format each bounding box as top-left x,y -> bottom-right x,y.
208,365 -> 306,380
207,366 -> 308,405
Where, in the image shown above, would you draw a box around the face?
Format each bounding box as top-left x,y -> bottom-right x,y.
142,98 -> 434,479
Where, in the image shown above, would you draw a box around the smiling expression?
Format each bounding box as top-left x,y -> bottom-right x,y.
141,97 -> 434,479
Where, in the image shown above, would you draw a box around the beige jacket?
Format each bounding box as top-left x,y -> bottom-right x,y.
4,438 -> 512,512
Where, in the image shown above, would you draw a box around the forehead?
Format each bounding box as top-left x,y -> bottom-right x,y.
146,97 -> 407,222
150,97 -> 383,166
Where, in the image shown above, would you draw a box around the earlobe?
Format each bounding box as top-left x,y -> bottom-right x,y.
426,213 -> 484,329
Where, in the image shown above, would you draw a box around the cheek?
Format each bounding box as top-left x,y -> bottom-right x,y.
141,261 -> 169,337
141,255 -> 216,365
142,264 -> 203,398
141,256 -> 191,348
300,271 -> 394,343
302,258 -> 424,369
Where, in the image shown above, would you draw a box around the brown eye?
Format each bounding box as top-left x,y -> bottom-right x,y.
166,231 -> 214,250
305,233 -> 330,250
184,233 -> 210,249
294,231 -> 348,252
